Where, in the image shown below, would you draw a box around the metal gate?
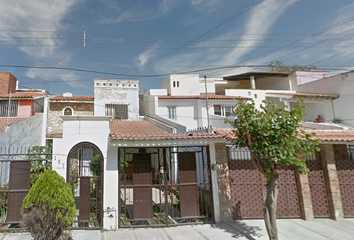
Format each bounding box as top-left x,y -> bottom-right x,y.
306,152 -> 330,218
0,151 -> 51,231
335,145 -> 354,217
228,146 -> 301,219
119,146 -> 213,227
67,142 -> 103,229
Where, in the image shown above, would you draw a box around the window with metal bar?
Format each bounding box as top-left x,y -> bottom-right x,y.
0,100 -> 18,117
105,104 -> 128,119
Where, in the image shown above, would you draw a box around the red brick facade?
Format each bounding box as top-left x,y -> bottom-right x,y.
0,72 -> 17,94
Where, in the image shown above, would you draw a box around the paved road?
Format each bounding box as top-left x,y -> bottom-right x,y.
1,219 -> 354,240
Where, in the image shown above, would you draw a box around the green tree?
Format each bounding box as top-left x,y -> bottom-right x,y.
21,170 -> 76,240
27,144 -> 52,186
268,60 -> 317,72
226,100 -> 320,240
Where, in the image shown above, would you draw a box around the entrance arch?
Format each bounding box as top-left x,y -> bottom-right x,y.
67,142 -> 104,229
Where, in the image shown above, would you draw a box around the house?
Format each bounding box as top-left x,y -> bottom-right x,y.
140,72 -> 338,131
0,72 -> 48,148
297,70 -> 354,127
50,78 -> 227,230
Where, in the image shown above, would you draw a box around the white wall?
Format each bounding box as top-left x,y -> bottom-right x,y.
225,89 -> 266,109
298,71 -> 354,126
52,116 -> 119,229
94,79 -> 139,120
139,94 -> 157,116
256,76 -> 290,90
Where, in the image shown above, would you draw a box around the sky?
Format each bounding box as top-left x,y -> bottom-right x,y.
1,0 -> 354,96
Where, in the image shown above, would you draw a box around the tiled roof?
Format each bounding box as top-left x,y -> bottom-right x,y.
50,95 -> 94,102
0,92 -> 47,99
156,95 -> 250,100
214,128 -> 354,142
266,92 -> 339,100
47,132 -> 63,138
110,120 -> 222,141
0,118 -> 26,132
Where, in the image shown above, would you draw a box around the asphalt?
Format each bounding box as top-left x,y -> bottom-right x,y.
1,219 -> 354,240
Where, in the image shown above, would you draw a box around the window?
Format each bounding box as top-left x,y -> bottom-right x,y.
173,81 -> 176,87
0,100 -> 18,117
177,81 -> 179,87
105,104 -> 128,119
63,107 -> 73,116
214,104 -> 233,117
167,106 -> 176,120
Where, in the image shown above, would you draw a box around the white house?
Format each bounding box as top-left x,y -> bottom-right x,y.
51,79 -> 226,230
297,70 -> 354,127
140,72 -> 338,131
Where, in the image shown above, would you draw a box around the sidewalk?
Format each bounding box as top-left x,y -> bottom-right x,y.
1,219 -> 354,240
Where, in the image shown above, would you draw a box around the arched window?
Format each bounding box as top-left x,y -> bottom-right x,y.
63,106 -> 73,116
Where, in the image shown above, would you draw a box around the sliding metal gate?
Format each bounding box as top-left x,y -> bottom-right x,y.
119,146 -> 213,227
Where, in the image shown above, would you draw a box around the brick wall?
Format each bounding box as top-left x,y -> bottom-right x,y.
0,72 -> 17,94
47,102 -> 94,134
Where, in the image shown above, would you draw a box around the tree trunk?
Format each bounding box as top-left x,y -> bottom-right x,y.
264,172 -> 279,240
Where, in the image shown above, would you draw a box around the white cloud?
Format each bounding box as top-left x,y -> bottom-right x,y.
159,0 -> 178,14
0,0 -> 80,80
145,0 -> 296,76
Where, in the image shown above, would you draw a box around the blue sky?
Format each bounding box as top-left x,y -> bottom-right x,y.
1,0 -> 354,96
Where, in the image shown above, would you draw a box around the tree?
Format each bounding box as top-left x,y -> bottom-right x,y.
21,170 -> 76,240
27,144 -> 52,186
226,100 -> 320,240
268,60 -> 317,72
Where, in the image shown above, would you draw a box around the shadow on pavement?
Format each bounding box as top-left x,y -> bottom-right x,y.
209,221 -> 263,239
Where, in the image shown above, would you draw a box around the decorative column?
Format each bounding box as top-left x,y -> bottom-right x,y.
296,172 -> 314,220
215,143 -> 232,221
320,144 -> 344,220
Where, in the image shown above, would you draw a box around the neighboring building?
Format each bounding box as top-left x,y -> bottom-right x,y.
140,72 -> 337,131
0,72 -> 48,147
47,92 -> 94,138
94,79 -> 139,120
298,70 -> 354,127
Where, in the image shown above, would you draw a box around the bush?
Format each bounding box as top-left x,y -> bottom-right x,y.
0,184 -> 9,223
21,170 -> 76,240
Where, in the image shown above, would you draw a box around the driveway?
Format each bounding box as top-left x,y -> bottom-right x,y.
1,219 -> 354,240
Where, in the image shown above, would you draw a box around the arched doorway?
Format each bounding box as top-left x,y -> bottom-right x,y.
67,142 -> 104,229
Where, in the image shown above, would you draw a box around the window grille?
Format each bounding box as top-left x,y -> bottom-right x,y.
105,104 -> 128,119
0,100 -> 18,117
167,106 -> 176,120
64,107 -> 73,115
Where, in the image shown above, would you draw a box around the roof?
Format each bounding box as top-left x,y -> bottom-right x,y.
46,132 -> 63,138
223,72 -> 289,80
50,95 -> 94,102
156,95 -> 250,100
266,92 -> 339,100
214,128 -> 354,142
110,120 -> 222,141
0,118 -> 26,132
0,92 -> 47,100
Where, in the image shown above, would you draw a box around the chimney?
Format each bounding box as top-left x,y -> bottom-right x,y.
0,72 -> 17,94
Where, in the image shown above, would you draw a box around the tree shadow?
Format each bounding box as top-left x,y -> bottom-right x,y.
209,221 -> 263,239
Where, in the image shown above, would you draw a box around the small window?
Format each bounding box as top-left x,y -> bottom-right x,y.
173,81 -> 176,88
122,84 -> 125,87
109,83 -> 112,86
64,107 -> 73,116
214,105 -> 222,116
167,106 -> 176,120
105,104 -> 128,119
0,100 -> 18,117
177,81 -> 179,87
96,83 -> 100,86
116,84 -> 119,87
224,106 -> 232,117
103,83 -> 106,86
128,84 -> 131,87
134,84 -> 137,87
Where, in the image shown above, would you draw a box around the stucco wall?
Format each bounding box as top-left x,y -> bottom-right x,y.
47,102 -> 94,134
139,94 -> 157,116
298,71 -> 354,126
94,79 -> 139,120
0,114 -> 43,148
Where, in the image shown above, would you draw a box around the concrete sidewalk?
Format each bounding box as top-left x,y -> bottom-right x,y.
1,219 -> 354,240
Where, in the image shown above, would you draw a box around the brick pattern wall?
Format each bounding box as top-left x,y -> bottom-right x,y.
0,72 -> 17,94
47,102 -> 94,134
215,143 -> 232,221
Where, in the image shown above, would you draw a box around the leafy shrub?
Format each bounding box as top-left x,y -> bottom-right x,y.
0,184 -> 9,223
27,145 -> 52,187
21,170 -> 76,240
89,154 -> 101,177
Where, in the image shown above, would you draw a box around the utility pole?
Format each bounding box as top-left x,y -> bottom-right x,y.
204,76 -> 210,128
